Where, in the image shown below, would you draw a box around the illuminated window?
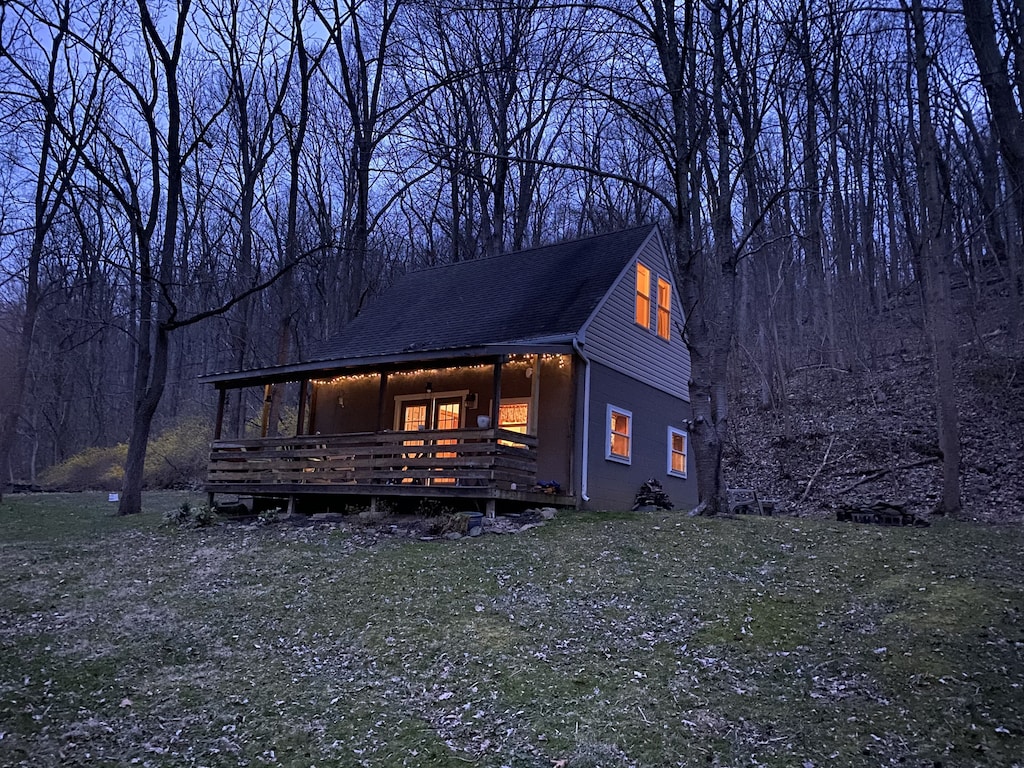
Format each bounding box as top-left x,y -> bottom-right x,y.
657,277 -> 671,340
667,427 -> 687,478
606,405 -> 632,463
498,401 -> 530,434
635,263 -> 651,328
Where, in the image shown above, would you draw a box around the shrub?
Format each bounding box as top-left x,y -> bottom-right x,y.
38,445 -> 127,491
144,416 -> 211,489
162,500 -> 216,529
40,415 -> 211,491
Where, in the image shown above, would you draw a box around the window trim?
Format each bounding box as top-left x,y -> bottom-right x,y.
667,426 -> 688,478
606,404 -> 632,464
657,277 -> 672,340
635,262 -> 651,329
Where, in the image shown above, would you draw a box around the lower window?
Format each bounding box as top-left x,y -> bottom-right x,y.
667,427 -> 687,478
606,405 -> 632,463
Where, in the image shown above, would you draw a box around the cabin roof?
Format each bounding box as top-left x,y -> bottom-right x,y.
309,224 -> 657,363
201,225 -> 659,386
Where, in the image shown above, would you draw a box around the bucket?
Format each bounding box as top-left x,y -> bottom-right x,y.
462,511 -> 484,535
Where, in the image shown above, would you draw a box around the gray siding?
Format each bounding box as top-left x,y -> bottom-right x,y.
581,229 -> 691,400
584,361 -> 696,511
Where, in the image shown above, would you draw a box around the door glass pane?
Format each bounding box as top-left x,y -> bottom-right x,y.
402,403 -> 427,431
432,400 -> 461,484
435,401 -> 461,430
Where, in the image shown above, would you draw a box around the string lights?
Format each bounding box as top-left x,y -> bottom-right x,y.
309,354 -> 569,387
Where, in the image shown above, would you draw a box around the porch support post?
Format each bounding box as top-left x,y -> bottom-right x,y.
260,385 -> 273,437
486,498 -> 496,518
214,387 -> 227,440
377,372 -> 389,431
491,357 -> 503,428
296,379 -> 308,436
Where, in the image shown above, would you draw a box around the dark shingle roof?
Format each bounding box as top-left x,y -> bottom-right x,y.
309,225 -> 656,363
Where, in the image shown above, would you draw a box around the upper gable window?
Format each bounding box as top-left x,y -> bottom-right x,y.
657,277 -> 671,340
635,263 -> 651,328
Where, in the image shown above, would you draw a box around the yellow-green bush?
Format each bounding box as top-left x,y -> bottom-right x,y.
40,416 -> 212,491
39,445 -> 127,491
144,416 -> 212,489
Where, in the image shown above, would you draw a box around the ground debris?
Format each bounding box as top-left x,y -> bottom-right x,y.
836,500 -> 930,527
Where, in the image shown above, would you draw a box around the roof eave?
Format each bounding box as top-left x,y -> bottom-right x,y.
200,338 -> 577,387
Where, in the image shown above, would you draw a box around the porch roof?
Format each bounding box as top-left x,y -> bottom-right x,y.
200,341 -> 575,388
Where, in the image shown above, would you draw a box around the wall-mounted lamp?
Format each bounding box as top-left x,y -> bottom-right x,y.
465,393 -> 478,409
525,367 -> 534,379
337,395 -> 344,407
426,381 -> 433,394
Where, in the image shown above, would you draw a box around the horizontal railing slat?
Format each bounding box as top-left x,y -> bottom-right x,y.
207,428 -> 538,493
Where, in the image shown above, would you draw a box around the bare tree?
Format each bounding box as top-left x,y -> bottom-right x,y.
0,0 -> 103,498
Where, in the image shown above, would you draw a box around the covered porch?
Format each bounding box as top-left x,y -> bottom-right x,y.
203,350 -> 577,513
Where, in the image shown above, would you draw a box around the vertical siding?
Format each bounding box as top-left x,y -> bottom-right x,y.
581,230 -> 691,400
584,362 -> 696,511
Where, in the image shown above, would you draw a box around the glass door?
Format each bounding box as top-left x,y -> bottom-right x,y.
431,398 -> 462,484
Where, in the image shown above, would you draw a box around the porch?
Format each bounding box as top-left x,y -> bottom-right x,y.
205,427 -> 574,510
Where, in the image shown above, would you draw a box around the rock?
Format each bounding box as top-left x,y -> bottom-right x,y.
443,532 -> 463,540
540,507 -> 557,520
310,512 -> 346,522
468,526 -> 482,537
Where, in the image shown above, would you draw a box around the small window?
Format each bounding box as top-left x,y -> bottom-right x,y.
667,427 -> 687,478
607,405 -> 632,463
657,277 -> 671,340
635,263 -> 651,328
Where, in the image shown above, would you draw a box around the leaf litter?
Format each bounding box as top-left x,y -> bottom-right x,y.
0,498 -> 1021,767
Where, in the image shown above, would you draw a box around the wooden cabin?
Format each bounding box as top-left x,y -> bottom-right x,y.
202,225 -> 696,514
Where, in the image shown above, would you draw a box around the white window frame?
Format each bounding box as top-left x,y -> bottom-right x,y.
606,404 -> 632,464
656,276 -> 672,341
667,426 -> 688,478
635,262 -> 651,329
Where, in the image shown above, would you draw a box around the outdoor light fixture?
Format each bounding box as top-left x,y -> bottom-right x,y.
426,381 -> 433,393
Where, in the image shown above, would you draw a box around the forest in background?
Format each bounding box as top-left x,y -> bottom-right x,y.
1,0 -> 1022,515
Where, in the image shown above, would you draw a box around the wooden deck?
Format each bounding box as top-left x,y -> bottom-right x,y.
205,428 -> 573,507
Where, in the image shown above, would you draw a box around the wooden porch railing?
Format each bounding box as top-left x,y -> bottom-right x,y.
206,428 -> 538,493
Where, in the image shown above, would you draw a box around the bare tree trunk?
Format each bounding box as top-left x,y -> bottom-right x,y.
267,0 -> 311,436
911,0 -> 961,515
0,3 -> 82,500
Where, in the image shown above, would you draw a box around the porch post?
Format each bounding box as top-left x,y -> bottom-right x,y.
491,357 -> 503,428
296,379 -> 308,436
260,385 -> 273,437
377,372 -> 389,431
214,387 -> 226,440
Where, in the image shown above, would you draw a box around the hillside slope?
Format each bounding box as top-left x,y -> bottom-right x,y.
726,295 -> 1024,522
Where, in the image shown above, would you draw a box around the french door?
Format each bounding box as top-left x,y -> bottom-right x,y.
398,396 -> 462,485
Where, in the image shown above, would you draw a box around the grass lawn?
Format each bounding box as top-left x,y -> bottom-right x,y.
1,493 -> 1022,767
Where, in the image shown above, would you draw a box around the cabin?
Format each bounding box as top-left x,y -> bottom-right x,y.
202,225 -> 696,514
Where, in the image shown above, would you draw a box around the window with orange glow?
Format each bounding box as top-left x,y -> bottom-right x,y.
657,277 -> 671,340
498,401 -> 529,433
667,427 -> 687,477
635,263 -> 651,328
606,405 -> 632,463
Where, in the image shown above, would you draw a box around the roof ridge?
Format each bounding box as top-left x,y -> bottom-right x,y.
403,223 -> 655,275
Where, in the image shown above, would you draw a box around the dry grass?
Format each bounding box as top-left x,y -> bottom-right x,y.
1,493 -> 1022,767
